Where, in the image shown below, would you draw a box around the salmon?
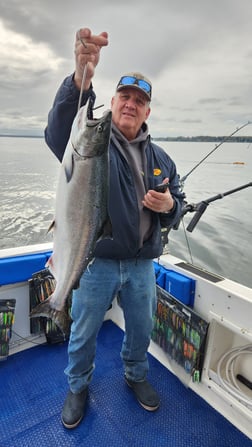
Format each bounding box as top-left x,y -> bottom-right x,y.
30,103 -> 112,336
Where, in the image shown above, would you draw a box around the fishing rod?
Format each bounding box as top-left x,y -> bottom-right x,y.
180,121 -> 251,188
182,181 -> 252,232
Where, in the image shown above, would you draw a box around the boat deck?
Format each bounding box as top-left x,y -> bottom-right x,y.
0,320 -> 251,447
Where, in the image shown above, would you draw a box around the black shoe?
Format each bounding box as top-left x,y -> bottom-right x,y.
61,388 -> 88,429
125,377 -> 160,411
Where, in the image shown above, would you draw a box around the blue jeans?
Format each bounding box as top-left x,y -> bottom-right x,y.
64,258 -> 157,393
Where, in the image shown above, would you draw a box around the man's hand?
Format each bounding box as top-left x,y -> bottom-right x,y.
142,178 -> 174,213
74,28 -> 108,90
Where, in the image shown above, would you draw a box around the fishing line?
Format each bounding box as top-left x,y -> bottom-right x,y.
181,218 -> 194,264
77,62 -> 88,112
180,121 -> 251,188
77,41 -> 104,117
173,121 -> 251,267
11,329 -> 48,346
76,32 -> 90,112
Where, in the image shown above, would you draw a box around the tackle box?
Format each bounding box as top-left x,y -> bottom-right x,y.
0,299 -> 16,360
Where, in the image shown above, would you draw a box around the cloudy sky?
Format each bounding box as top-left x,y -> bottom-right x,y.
0,0 -> 252,137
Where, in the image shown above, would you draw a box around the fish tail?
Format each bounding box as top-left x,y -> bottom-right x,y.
30,297 -> 71,337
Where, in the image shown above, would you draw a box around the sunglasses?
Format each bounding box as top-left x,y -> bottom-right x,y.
117,76 -> 152,96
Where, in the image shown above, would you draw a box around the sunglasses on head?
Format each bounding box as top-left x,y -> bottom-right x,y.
117,76 -> 152,96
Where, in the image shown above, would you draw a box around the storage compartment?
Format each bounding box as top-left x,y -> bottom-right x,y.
206,319 -> 252,408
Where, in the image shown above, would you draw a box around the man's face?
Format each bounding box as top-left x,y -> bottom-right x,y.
111,88 -> 151,140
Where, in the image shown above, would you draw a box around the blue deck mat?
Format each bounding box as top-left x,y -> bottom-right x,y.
0,320 -> 251,447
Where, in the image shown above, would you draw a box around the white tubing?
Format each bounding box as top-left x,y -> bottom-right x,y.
216,344 -> 252,407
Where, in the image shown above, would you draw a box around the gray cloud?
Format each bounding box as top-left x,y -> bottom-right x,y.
198,99 -> 224,105
0,0 -> 252,136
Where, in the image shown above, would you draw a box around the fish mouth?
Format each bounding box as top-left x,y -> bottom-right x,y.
30,298 -> 72,338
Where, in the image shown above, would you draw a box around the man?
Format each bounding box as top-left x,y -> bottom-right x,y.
45,28 -> 183,429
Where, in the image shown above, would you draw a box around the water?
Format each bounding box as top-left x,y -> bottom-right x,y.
166,141 -> 252,288
0,137 -> 251,288
0,137 -> 59,249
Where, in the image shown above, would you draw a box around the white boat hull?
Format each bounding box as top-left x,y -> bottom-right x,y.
0,243 -> 251,439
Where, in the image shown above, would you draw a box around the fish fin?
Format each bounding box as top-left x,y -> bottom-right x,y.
47,220 -> 55,234
30,297 -> 71,338
64,152 -> 74,183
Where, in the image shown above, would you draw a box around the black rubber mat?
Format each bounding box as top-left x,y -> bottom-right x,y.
0,320 -> 251,446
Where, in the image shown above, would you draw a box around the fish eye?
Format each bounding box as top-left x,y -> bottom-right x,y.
97,123 -> 103,132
